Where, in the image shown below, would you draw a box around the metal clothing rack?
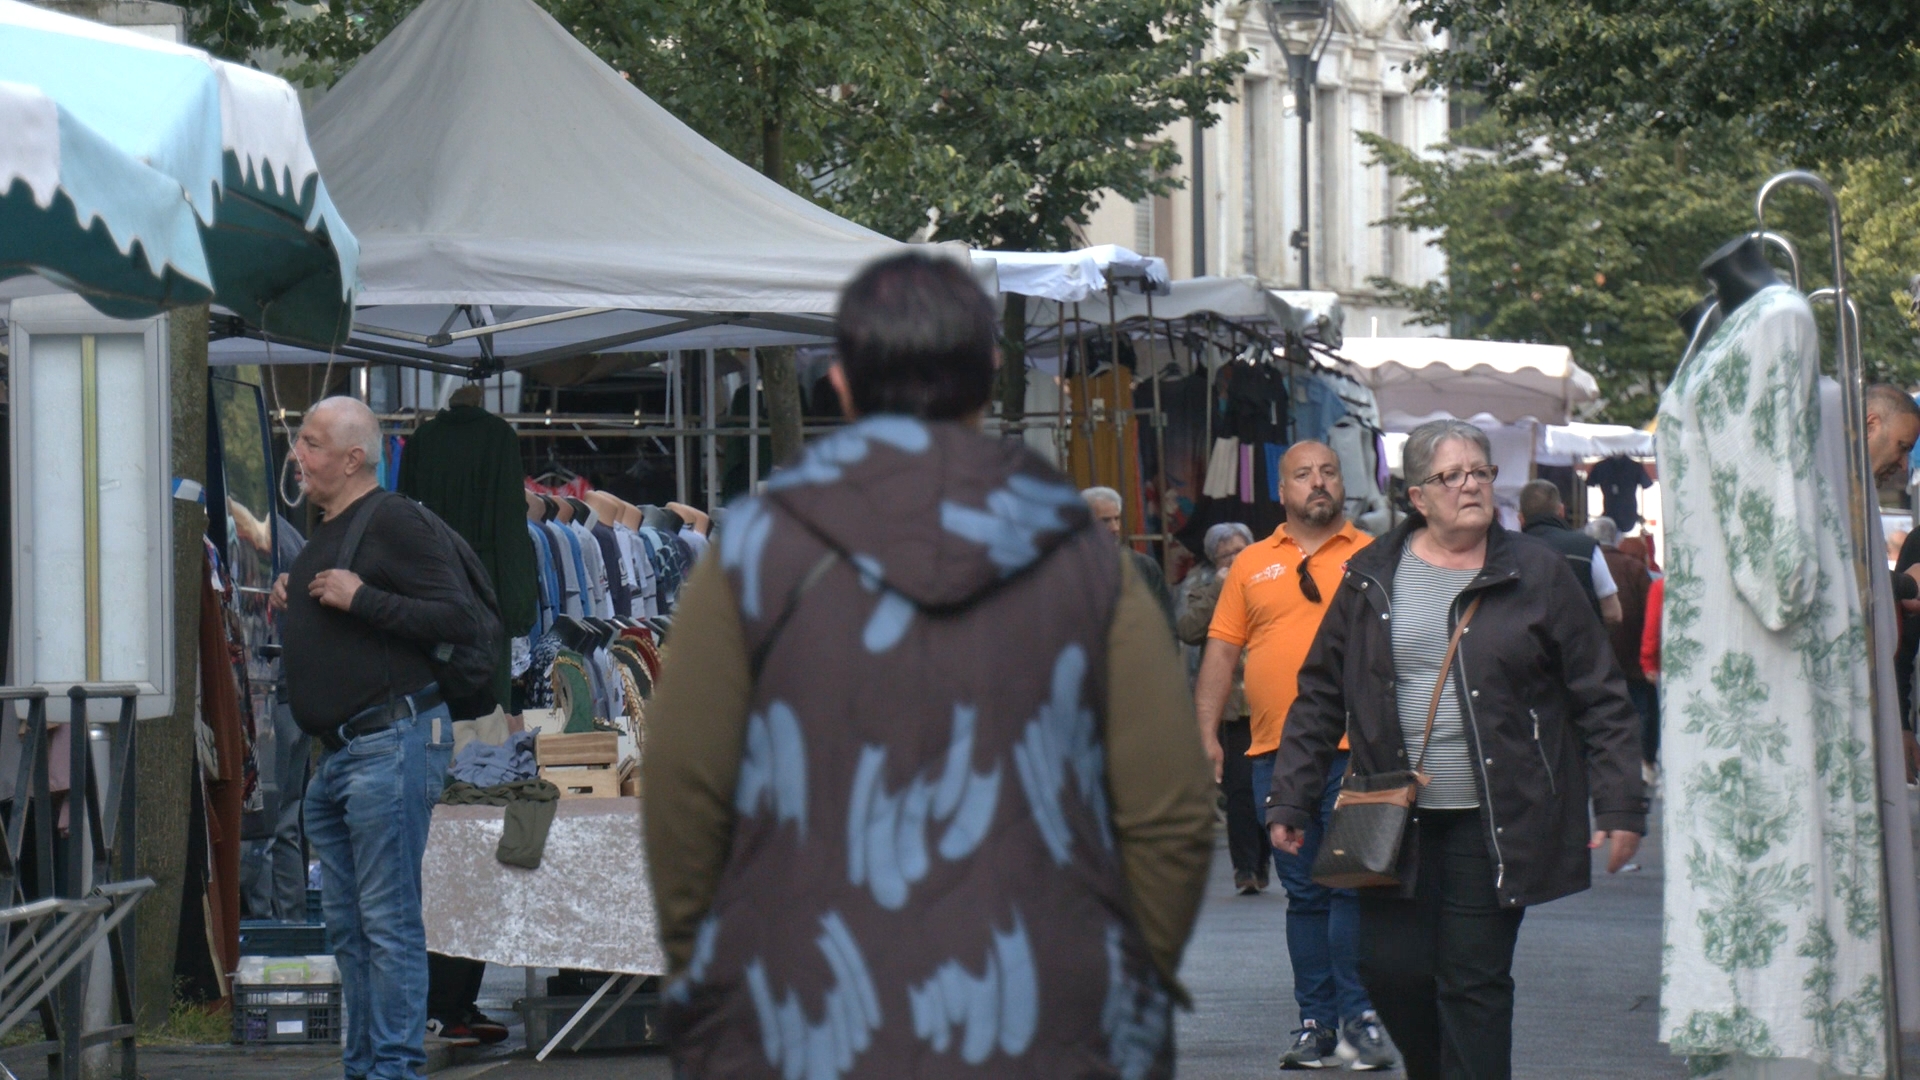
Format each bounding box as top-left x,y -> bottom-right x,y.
0,685 -> 153,1080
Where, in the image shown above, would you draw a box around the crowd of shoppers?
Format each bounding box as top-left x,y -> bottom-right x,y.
272,251 -> 1678,1079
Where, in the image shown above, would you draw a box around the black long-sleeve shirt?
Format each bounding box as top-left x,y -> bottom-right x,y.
283,489 -> 477,736
1895,529 -> 1920,729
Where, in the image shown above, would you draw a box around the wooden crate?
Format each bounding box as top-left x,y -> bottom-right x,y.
536,732 -> 618,767
541,765 -> 622,799
618,758 -> 638,797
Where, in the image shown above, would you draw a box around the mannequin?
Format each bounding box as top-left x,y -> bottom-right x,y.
551,496 -> 573,524
525,489 -> 545,522
1698,234 -> 1784,314
1676,296 -> 1723,347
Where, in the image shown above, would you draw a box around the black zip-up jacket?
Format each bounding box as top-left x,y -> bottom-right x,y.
1266,514 -> 1647,910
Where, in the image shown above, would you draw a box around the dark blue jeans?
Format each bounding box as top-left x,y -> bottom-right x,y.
1252,749 -> 1372,1028
306,703 -> 454,1080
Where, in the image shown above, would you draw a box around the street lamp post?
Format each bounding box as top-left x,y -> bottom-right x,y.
1263,0 -> 1337,290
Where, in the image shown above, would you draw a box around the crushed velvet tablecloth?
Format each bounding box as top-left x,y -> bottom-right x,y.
422,796 -> 665,975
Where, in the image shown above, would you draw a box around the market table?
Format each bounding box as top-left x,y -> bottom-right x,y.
421,797 -> 664,1057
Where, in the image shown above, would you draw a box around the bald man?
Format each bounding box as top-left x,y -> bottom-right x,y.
270,396 -> 475,1080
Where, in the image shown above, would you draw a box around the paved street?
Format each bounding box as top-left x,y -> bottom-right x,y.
133,806 -> 1684,1079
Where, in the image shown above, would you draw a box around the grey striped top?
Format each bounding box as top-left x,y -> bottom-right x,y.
1391,544 -> 1483,809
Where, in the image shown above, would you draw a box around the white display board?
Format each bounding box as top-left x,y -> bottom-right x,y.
7,293 -> 174,719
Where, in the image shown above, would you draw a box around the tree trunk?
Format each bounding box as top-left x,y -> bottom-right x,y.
760,346 -> 805,467
762,115 -> 784,187
998,291 -> 1028,422
135,305 -> 208,1027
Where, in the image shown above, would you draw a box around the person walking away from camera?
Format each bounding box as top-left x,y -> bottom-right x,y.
269,396 -> 476,1080
1084,485 -> 1176,632
643,252 -> 1216,1080
1269,419 -> 1646,1080
1584,517 -> 1657,782
1518,480 -> 1621,628
1195,441 -> 1395,1071
1176,522 -> 1263,893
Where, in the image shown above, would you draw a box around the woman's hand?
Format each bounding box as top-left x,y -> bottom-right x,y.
1271,824 -> 1307,855
1591,829 -> 1640,873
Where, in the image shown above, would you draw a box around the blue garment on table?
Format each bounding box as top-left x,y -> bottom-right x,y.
306,706 -> 452,1080
448,730 -> 538,788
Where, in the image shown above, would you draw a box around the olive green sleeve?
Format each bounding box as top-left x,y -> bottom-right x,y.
1105,551 -> 1217,1004
641,554 -> 754,973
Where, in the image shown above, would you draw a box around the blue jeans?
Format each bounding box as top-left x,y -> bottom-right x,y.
305,703 -> 454,1079
1252,750 -> 1372,1028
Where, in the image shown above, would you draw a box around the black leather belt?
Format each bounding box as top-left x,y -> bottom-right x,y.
322,684 -> 442,751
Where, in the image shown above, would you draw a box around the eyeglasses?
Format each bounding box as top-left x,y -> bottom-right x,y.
1418,466 -> 1499,490
1298,553 -> 1322,604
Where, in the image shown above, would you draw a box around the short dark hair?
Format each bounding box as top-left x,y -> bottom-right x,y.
1518,479 -> 1564,521
834,252 -> 997,421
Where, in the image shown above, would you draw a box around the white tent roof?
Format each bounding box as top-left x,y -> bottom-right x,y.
1022,276 -> 1343,346
212,0 -> 919,369
984,245 -> 1170,302
1537,421 -> 1653,463
1334,337 -> 1597,427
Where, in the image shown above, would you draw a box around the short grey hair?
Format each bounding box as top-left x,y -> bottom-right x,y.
1203,521 -> 1254,562
1402,419 -> 1492,487
1080,486 -> 1122,510
1584,518 -> 1622,547
307,395 -> 383,470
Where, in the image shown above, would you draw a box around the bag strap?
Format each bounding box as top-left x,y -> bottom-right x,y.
1412,594 -> 1482,781
748,548 -> 841,679
335,489 -> 395,572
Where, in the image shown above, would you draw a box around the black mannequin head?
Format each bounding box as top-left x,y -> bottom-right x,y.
1699,234 -> 1783,314
539,495 -> 559,522
565,497 -> 592,523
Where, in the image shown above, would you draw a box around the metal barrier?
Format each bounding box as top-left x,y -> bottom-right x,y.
0,685 -> 154,1080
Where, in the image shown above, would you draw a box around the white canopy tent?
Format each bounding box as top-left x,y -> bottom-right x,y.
209,0 -> 928,372
983,245 -> 1170,302
1335,337 -> 1597,427
1020,276 -> 1344,355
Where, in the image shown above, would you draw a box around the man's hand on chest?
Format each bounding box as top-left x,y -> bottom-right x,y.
309,569 -> 365,611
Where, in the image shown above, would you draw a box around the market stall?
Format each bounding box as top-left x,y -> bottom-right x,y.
1334,336 -> 1598,427
0,1 -> 360,1068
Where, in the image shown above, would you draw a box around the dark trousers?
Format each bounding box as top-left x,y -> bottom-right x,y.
427,953 -> 487,1024
1358,809 -> 1524,1080
1218,718 -> 1264,879
1627,678 -> 1659,763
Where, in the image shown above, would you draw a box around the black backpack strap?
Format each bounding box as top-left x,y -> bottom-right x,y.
335,489 -> 396,572
748,549 -> 840,680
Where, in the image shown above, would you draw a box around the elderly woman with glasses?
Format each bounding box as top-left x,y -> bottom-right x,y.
1176,522 -> 1262,891
1266,418 -> 1647,1080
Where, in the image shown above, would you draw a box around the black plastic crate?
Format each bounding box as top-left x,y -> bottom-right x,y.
305,889 -> 324,924
231,983 -> 341,1045
238,920 -> 329,956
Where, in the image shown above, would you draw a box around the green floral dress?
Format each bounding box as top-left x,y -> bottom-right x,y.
1656,284 -> 1886,1078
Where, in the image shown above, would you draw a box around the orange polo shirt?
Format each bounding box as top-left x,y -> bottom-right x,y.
1207,521 -> 1371,756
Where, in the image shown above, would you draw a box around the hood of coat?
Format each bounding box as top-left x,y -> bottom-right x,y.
759,415 -> 1094,609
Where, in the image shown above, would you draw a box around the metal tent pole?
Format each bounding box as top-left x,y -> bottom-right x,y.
748,349 -> 761,492
703,349 -> 718,511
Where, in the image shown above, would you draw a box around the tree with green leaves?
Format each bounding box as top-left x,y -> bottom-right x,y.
1367,113 -> 1920,425
179,0 -> 1241,429
1409,0 -> 1920,166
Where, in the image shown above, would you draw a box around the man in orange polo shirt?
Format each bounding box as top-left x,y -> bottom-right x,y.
1195,440 -> 1393,1072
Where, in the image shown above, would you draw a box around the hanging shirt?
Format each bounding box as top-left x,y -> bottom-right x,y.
1586,455 -> 1652,533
